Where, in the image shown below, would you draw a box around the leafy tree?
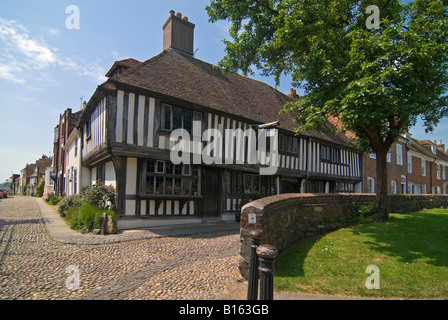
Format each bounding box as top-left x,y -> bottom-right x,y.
207,0 -> 448,220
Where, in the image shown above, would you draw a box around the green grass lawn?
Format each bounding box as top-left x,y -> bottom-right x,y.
274,209 -> 448,299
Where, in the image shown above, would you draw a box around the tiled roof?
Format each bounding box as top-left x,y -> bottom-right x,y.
109,49 -> 351,146
409,138 -> 448,162
105,58 -> 142,78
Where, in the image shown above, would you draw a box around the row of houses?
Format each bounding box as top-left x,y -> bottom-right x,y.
363,135 -> 448,195
9,155 -> 52,196
8,11 -> 448,229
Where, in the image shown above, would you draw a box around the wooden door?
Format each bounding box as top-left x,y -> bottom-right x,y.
201,167 -> 223,217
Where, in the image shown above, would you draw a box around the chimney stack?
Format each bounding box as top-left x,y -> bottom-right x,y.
162,10 -> 195,56
288,88 -> 297,98
436,140 -> 445,152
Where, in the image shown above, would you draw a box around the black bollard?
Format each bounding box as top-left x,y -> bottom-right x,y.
247,230 -> 263,300
257,244 -> 278,301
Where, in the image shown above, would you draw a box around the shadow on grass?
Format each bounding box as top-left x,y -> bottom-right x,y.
274,236 -> 321,291
349,210 -> 448,267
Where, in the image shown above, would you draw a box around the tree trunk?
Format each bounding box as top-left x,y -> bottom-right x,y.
373,149 -> 389,221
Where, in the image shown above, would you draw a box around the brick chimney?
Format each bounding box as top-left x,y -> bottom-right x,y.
288,88 -> 297,98
436,140 -> 445,152
162,10 -> 195,56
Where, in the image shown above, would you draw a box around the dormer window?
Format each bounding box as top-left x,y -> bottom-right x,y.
431,145 -> 437,154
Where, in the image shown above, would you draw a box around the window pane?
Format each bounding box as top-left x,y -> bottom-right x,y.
183,164 -> 190,176
147,160 -> 155,173
174,178 -> 182,195
192,165 -> 200,177
165,177 -> 173,194
155,177 -> 164,194
279,134 -> 284,151
193,112 -> 202,137
261,176 -> 268,195
173,106 -> 182,130
175,164 -> 182,175
253,176 -> 260,193
146,176 -> 154,194
192,179 -> 198,195
166,162 -> 174,175
231,171 -> 238,195
161,104 -> 171,130
244,175 -> 252,193
183,178 -> 192,195
237,172 -> 243,194
184,109 -> 192,134
156,161 -> 165,173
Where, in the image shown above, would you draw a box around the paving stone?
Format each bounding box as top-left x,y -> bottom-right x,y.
0,196 -> 244,300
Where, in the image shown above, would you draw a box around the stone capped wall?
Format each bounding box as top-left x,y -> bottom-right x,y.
239,193 -> 448,279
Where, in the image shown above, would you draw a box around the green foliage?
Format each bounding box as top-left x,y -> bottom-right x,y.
275,209 -> 448,299
70,204 -> 116,233
65,206 -> 82,230
34,177 -> 45,198
58,194 -> 83,217
45,193 -> 62,205
358,204 -> 374,217
54,182 -> 117,233
207,0 -> 448,220
80,182 -> 115,210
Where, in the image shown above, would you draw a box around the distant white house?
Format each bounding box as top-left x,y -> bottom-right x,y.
64,129 -> 87,195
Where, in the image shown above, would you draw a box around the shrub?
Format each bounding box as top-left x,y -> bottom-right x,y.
77,204 -> 97,232
69,204 -> 117,233
358,204 -> 374,217
65,206 -> 82,230
46,193 -> 62,205
35,177 -> 45,198
58,194 -> 83,217
80,182 -> 115,210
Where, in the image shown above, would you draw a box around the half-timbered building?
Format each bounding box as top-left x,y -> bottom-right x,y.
77,11 -> 363,228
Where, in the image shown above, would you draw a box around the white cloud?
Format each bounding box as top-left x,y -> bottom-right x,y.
44,27 -> 61,36
0,17 -> 106,85
0,63 -> 25,83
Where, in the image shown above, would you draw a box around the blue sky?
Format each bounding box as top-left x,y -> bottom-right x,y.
0,0 -> 446,182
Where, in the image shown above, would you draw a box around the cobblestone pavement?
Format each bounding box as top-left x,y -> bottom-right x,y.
0,196 -> 245,300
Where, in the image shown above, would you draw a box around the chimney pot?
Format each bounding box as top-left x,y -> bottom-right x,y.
183,16 -> 189,22
162,10 -> 195,56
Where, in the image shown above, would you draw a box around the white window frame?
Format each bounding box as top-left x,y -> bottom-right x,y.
422,159 -> 426,176
437,164 -> 441,179
407,155 -> 412,173
391,180 -> 397,195
367,177 -> 375,194
396,144 -> 403,166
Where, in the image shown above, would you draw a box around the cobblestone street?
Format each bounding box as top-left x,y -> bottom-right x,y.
0,196 -> 244,300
